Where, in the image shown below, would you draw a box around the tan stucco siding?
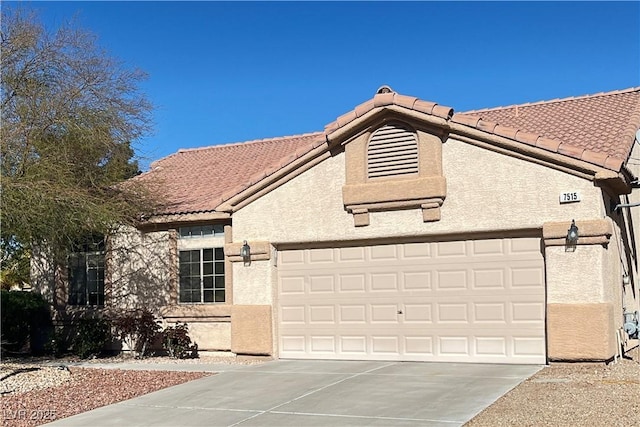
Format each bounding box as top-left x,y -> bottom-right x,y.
109,227 -> 174,310
545,245 -> 606,304
233,138 -> 604,243
232,260 -> 273,305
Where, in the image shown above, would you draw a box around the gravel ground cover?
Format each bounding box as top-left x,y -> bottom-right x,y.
1,364 -> 211,427
465,357 -> 640,427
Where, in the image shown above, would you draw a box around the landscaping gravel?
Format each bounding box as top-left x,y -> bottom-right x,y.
1,361 -> 212,427
465,357 -> 640,427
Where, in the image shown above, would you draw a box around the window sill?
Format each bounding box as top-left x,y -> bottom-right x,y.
160,304 -> 231,320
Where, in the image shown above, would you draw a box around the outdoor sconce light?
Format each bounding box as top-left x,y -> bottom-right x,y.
240,240 -> 251,259
566,219 -> 579,245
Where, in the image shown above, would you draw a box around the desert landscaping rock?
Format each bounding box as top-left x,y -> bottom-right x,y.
465,358 -> 640,427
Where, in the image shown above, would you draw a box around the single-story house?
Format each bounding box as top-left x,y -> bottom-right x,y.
34,86 -> 640,364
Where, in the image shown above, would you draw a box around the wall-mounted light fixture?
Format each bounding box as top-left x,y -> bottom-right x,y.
566,219 -> 579,245
240,240 -> 251,259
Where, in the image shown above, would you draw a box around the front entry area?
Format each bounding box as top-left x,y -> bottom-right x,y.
277,237 -> 546,364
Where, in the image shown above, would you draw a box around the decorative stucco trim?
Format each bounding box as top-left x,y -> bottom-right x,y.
159,304 -> 232,319
224,225 -> 233,305
231,305 -> 273,356
168,229 -> 178,305
341,119 -> 447,226
547,303 -> 616,361
542,219 -> 612,246
343,177 -> 446,205
225,241 -> 271,262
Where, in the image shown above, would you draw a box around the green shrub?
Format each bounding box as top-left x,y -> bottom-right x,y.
71,317 -> 111,359
0,290 -> 53,356
112,309 -> 161,358
162,322 -> 198,359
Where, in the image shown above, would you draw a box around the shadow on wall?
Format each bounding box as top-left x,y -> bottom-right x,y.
31,226 -> 176,325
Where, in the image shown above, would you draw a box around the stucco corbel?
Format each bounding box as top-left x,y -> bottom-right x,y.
542,219 -> 613,246
225,241 -> 271,262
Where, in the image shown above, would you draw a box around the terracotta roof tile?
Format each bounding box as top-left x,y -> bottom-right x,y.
354,98 -> 376,118
136,132 -> 324,215
460,87 -> 640,161
393,94 -> 418,109
413,100 -> 437,115
140,87 -> 640,216
324,89 -> 454,135
373,91 -> 395,107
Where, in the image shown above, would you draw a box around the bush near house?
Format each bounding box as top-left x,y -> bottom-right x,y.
70,317 -> 112,359
0,290 -> 53,355
162,322 -> 199,359
111,308 -> 162,358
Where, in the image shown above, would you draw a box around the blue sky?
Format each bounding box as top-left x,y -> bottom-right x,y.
7,1 -> 640,170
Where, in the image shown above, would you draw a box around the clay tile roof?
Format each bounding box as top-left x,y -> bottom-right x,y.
323,87 -> 454,135
135,132 -> 324,215
140,87 -> 640,216
458,87 -> 640,167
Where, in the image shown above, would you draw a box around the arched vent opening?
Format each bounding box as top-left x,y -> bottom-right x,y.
367,123 -> 419,179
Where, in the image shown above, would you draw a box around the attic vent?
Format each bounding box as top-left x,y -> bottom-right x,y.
367,123 -> 419,179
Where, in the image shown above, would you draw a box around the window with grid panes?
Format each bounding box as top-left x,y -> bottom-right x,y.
68,237 -> 105,306
179,248 -> 225,303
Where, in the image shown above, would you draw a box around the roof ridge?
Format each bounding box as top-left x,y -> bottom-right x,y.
462,86 -> 640,115
176,131 -> 324,154
149,131 -> 323,169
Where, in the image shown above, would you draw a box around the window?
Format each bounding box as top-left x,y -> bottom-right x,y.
179,248 -> 225,303
68,238 -> 105,306
179,225 -> 224,239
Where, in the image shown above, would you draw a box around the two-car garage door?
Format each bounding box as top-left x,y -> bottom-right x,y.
277,237 -> 546,364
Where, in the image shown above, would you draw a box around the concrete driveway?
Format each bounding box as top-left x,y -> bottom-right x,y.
46,360 -> 541,427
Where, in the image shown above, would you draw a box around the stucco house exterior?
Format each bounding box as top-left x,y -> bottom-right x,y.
34,86 -> 640,364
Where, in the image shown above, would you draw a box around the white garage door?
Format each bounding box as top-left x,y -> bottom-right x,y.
277,237 -> 546,364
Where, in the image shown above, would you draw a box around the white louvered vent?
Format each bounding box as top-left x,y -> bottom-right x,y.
367,124 -> 419,179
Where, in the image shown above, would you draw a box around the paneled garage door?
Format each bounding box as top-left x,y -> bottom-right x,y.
277,237 -> 546,364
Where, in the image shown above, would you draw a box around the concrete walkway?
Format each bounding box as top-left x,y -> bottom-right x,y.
45,360 -> 541,427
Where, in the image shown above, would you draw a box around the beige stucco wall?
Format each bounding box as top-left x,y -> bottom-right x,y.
545,244 -> 611,304
233,138 -> 604,243
180,322 -> 231,352
109,226 -> 174,311
232,260 -> 273,305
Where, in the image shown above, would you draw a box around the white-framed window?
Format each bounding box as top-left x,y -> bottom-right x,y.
178,248 -> 225,303
179,225 -> 224,239
68,237 -> 105,306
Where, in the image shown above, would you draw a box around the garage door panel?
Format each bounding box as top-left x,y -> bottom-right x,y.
341,336 -> 367,353
340,305 -> 367,323
338,246 -> 366,261
436,270 -> 469,290
278,237 -> 545,364
402,242 -> 431,258
403,271 -> 432,290
475,337 -> 507,356
339,274 -> 366,292
473,302 -> 507,323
